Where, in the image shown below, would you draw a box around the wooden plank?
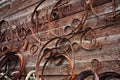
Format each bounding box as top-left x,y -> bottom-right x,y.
25,60 -> 120,75
0,0 -> 40,18
0,0 -> 112,21
0,0 -> 75,19
0,4 -> 11,12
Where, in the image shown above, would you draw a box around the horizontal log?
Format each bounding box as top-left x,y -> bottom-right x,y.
0,0 -> 79,19
25,60 -> 120,75
0,0 -> 112,24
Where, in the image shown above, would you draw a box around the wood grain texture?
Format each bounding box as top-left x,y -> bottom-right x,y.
0,0 -> 120,79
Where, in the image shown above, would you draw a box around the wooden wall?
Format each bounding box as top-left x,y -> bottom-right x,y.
0,0 -> 120,80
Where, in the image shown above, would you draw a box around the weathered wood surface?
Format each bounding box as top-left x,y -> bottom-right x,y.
0,0 -> 120,80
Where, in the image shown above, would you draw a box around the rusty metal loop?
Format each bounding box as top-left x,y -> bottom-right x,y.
30,0 -> 48,44
72,42 -> 79,51
30,44 -> 38,55
99,72 -> 120,80
55,38 -> 72,54
54,38 -> 73,66
51,8 -> 59,20
80,27 -> 98,51
0,50 -> 26,80
41,53 -> 74,80
91,59 -> 100,74
36,36 -> 75,80
91,59 -> 100,68
31,0 -> 46,27
2,46 -> 10,54
64,26 -> 72,35
71,18 -> 80,29
65,2 -> 89,39
75,70 -> 99,80
36,48 -> 53,80
0,20 -> 10,42
37,37 -> 61,61
88,0 -> 99,17
47,0 -> 70,37
47,0 -> 62,37
36,37 -> 62,80
75,2 -> 89,33
17,27 -> 27,41
29,25 -> 45,44
14,51 -> 26,80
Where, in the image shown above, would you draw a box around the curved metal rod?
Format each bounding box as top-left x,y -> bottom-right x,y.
0,20 -> 10,43
77,2 -> 89,32
41,53 -> 74,80
37,37 -> 61,61
0,51 -> 25,80
14,51 -> 26,80
36,48 -> 55,80
55,37 -> 75,67
36,37 -> 61,74
30,44 -> 38,55
88,0 -> 99,17
67,1 -> 89,39
17,27 -> 27,41
22,39 -> 29,51
99,72 -> 120,80
29,26 -> 46,44
25,70 -> 36,80
75,70 -> 99,80
80,27 -> 98,51
47,0 -> 62,37
31,0 -> 46,26
36,37 -> 75,80
36,1 -> 89,79
30,0 -> 46,44
0,51 -> 18,71
55,38 -> 71,54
